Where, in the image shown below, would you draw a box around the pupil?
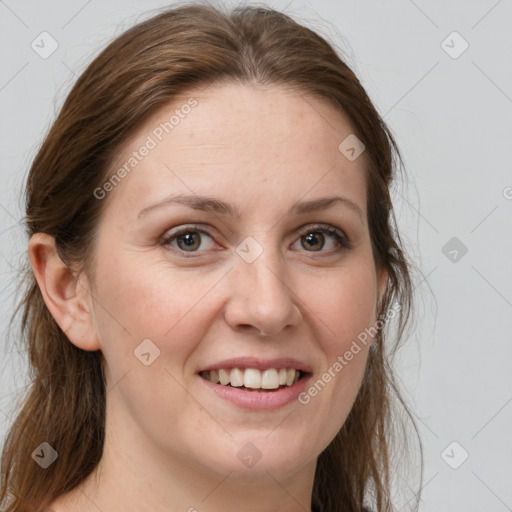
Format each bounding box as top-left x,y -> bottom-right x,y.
304,232 -> 323,251
178,231 -> 325,252
180,232 -> 199,250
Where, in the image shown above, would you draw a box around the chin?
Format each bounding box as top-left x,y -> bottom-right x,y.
198,432 -> 316,481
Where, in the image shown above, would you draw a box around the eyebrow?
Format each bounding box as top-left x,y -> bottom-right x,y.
137,193 -> 364,222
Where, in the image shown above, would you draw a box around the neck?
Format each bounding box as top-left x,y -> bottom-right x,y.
49,404 -> 317,512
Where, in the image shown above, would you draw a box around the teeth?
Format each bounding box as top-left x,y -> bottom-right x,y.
219,369 -> 230,385
230,368 -> 244,387
243,368 -> 261,389
202,367 -> 303,389
261,369 -> 279,389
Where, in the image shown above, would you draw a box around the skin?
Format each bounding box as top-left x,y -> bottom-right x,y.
30,82 -> 387,512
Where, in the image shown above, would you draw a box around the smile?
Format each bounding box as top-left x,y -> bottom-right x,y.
199,367 -> 304,391
197,365 -> 312,410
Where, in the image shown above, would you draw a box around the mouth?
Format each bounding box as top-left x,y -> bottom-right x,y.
196,357 -> 313,409
198,367 -> 309,392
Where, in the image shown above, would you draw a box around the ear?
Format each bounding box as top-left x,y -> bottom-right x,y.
28,233 -> 100,351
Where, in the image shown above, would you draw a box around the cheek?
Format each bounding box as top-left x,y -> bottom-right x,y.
92,256 -> 212,427
302,260 -> 377,412
92,253 -> 220,363
308,260 -> 379,350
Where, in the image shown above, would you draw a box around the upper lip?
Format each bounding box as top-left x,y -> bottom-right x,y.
198,357 -> 312,373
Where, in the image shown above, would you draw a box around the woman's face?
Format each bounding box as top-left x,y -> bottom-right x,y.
85,82 -> 386,484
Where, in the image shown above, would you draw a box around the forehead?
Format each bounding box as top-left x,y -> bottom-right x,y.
102,82 -> 368,222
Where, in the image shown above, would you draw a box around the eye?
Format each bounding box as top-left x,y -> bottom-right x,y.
160,225 -> 216,256
291,224 -> 351,254
160,223 -> 351,259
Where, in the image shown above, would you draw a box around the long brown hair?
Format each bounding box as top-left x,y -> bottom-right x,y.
0,2 -> 421,511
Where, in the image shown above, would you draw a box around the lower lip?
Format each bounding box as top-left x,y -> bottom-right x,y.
198,374 -> 311,410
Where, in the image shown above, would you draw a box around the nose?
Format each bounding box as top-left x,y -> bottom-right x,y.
223,244 -> 302,338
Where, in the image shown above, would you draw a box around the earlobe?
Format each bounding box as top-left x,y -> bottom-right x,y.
28,233 -> 101,351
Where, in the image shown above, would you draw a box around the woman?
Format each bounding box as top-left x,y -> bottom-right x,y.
0,2 -> 420,511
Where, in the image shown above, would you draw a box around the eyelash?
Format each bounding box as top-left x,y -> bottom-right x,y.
160,223 -> 352,259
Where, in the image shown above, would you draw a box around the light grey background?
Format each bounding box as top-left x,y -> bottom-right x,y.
1,1 -> 511,511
